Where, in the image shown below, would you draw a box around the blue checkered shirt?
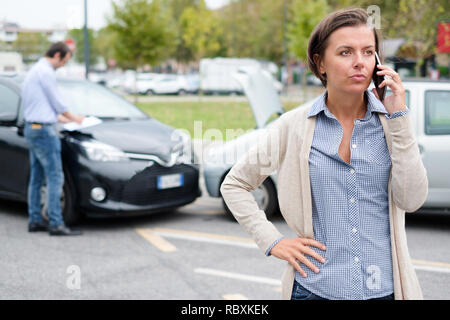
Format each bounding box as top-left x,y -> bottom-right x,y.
267,89 -> 409,299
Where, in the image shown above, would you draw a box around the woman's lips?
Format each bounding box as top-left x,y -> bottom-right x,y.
350,75 -> 366,81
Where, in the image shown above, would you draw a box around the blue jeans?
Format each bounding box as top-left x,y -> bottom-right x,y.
291,280 -> 395,300
24,123 -> 65,228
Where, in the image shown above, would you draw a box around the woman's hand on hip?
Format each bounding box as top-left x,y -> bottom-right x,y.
269,237 -> 327,278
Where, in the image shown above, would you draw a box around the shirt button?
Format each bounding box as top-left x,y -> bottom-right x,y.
352,228 -> 357,233
350,169 -> 355,174
354,257 -> 360,263
352,144 -> 357,149
349,198 -> 355,203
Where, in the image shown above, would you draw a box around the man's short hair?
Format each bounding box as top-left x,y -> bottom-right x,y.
45,42 -> 71,59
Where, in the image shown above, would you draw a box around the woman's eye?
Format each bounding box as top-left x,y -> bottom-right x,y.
366,50 -> 374,55
340,50 -> 350,55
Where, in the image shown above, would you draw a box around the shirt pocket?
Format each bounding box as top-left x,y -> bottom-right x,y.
367,136 -> 391,166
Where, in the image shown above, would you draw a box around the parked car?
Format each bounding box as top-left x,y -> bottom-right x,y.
135,72 -> 162,95
399,79 -> 450,212
145,74 -> 190,95
203,76 -> 450,219
203,65 -> 285,218
306,73 -> 323,86
0,75 -> 201,225
184,73 -> 200,94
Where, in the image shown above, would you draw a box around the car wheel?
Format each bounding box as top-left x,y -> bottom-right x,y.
178,89 -> 187,96
146,89 -> 154,95
221,178 -> 278,221
40,178 -> 79,226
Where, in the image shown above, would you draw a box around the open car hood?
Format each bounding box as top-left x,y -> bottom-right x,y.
232,66 -> 285,128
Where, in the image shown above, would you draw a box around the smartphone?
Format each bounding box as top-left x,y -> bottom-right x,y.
373,51 -> 386,102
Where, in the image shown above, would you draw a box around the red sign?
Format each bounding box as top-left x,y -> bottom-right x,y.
65,38 -> 76,52
437,22 -> 450,53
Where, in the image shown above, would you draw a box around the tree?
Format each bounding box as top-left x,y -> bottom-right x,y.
287,0 -> 330,62
11,32 -> 50,63
252,0 -> 286,63
67,28 -> 99,65
392,0 -> 449,76
95,27 -> 118,69
165,0 -> 201,63
330,0 -> 450,76
287,0 -> 329,89
218,0 -> 261,58
179,0 -> 225,60
106,0 -> 176,70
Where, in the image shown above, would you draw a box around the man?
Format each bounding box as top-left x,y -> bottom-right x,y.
22,42 -> 84,236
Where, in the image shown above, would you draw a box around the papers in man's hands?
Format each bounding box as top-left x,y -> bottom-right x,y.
63,116 -> 103,131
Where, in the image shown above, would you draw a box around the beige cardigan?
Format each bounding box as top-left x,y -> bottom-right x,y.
220,103 -> 428,300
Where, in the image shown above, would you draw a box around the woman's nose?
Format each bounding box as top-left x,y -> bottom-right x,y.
353,53 -> 365,68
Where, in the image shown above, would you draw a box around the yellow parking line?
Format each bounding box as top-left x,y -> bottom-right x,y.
223,293 -> 249,300
152,227 -> 255,244
180,209 -> 225,216
137,227 -> 450,273
136,228 -> 177,252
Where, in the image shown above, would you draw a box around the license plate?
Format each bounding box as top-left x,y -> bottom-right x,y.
157,173 -> 184,190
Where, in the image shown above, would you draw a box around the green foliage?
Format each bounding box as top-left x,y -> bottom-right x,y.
164,0 -> 202,63
106,0 -> 176,69
95,27 -> 118,66
67,28 -> 99,65
97,0 -> 449,68
287,0 -> 330,61
212,0 -> 287,62
11,33 -> 50,63
179,0 -> 225,60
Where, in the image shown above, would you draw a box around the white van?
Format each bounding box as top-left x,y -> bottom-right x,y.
200,57 -> 282,95
0,52 -> 24,74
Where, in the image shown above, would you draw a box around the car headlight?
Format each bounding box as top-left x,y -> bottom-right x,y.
172,130 -> 195,165
80,140 -> 129,162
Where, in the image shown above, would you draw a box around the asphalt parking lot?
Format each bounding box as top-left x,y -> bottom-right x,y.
0,139 -> 449,300
0,171 -> 449,300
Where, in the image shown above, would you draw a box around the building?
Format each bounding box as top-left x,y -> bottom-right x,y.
0,21 -> 67,43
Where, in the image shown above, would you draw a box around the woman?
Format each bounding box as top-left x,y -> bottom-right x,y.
220,8 -> 428,300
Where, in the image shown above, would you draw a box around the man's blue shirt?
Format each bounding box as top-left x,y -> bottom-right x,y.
22,58 -> 68,124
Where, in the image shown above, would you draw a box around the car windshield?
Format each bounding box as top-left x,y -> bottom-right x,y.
57,80 -> 148,119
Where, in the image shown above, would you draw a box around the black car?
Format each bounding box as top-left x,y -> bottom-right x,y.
0,76 -> 201,225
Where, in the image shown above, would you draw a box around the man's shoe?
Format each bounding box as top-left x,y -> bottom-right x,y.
49,225 -> 82,236
28,222 -> 48,232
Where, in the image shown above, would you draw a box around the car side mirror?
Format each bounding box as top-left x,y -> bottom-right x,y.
17,123 -> 24,136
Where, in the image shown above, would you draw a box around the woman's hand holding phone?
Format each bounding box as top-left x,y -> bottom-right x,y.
372,52 -> 408,115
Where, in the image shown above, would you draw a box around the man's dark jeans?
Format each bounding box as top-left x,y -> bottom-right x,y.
24,123 -> 65,228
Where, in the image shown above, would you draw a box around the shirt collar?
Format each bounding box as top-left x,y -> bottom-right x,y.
39,57 -> 55,71
307,89 -> 388,119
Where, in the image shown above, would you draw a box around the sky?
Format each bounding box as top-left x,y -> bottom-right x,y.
0,0 -> 230,30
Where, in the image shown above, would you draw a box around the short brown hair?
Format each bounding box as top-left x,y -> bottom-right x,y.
45,42 -> 71,59
307,7 -> 383,87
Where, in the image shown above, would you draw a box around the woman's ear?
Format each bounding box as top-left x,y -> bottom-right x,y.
313,53 -> 325,75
